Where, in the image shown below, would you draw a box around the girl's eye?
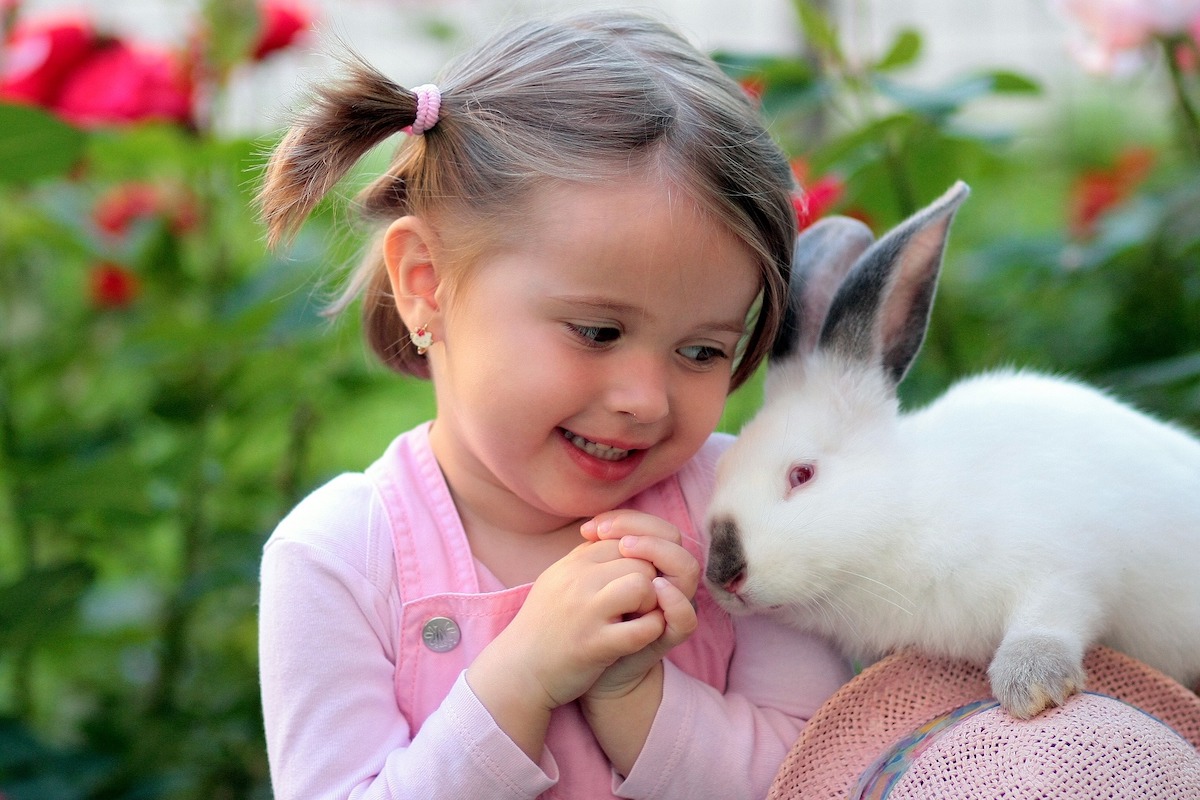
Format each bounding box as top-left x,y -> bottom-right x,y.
678,345 -> 727,364
569,324 -> 621,347
787,462 -> 816,491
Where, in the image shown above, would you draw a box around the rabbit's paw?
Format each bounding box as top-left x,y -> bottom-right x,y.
987,633 -> 1086,719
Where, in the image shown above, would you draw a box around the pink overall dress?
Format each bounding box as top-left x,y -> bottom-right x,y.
366,426 -> 735,798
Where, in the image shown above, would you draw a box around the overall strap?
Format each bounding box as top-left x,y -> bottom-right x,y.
365,423 -> 481,602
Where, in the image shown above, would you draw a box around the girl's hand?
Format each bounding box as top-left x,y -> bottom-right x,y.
465,537 -> 667,760
585,574 -> 697,701
580,510 -> 701,601
577,511 -> 701,776
579,510 -> 701,700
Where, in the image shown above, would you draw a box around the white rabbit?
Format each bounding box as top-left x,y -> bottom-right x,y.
705,181 -> 1200,719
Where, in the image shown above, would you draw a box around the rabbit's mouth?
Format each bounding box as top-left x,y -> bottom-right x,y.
560,428 -> 634,462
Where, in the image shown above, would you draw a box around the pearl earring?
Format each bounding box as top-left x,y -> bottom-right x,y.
410,324 -> 433,355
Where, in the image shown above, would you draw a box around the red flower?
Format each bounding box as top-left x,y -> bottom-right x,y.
790,159 -> 845,231
252,0 -> 312,61
93,182 -> 200,238
94,183 -> 160,236
89,262 -> 140,308
738,76 -> 766,104
53,40 -> 194,128
0,17 -> 97,106
1067,146 -> 1155,239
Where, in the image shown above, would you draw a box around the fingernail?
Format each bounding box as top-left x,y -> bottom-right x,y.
620,535 -> 639,550
597,519 -> 613,535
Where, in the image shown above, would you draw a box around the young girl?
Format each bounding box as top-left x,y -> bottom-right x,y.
257,10 -> 851,799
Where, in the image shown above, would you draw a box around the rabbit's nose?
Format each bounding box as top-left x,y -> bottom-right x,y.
722,569 -> 746,595
706,516 -> 748,593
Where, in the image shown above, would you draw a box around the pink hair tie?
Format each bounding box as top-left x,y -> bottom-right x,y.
405,84 -> 441,136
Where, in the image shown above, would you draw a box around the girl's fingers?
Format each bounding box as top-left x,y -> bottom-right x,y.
589,573 -> 665,655
618,535 -> 700,599
580,510 -> 681,544
653,576 -> 698,647
602,608 -> 666,656
592,570 -> 658,619
581,511 -> 698,594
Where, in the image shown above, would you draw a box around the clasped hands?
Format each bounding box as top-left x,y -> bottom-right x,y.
485,509 -> 701,715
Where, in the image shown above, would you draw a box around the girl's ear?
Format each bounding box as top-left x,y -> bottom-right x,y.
383,216 -> 442,328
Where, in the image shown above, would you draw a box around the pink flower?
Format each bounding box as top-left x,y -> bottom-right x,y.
252,0 -> 312,61
89,262 -> 140,308
0,17 -> 97,105
53,39 -> 194,128
1053,0 -> 1200,74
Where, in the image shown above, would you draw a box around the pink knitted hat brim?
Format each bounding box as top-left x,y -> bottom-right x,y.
769,646 -> 1200,799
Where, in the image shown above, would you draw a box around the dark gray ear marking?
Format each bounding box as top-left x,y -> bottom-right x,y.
819,182 -> 969,386
772,217 -> 876,364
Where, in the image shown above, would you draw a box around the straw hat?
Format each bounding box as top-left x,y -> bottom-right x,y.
769,646 -> 1200,799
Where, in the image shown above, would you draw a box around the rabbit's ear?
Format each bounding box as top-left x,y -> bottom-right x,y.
771,217 -> 876,364
819,181 -> 969,386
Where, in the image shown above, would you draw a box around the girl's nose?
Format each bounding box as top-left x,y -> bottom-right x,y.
607,351 -> 670,424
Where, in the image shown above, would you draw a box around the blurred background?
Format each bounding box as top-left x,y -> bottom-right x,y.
2,1 -> 1198,798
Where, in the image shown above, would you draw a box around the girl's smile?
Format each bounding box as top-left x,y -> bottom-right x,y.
558,426 -> 649,482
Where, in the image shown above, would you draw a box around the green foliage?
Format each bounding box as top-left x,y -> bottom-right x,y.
0,105 -> 88,184
0,110 -> 433,797
2,2 -> 1198,798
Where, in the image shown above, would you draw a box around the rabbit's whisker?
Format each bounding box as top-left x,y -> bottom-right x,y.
815,594 -> 870,653
830,567 -> 915,615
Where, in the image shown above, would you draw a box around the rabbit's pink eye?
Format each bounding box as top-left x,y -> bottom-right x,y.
788,463 -> 815,490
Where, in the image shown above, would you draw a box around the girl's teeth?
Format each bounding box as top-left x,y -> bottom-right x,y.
563,430 -> 631,461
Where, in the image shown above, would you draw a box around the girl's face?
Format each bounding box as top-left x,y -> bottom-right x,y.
427,177 -> 761,534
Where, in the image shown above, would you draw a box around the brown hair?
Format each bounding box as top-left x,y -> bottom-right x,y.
258,9 -> 797,388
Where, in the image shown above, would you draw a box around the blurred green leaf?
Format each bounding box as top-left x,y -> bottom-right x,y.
987,70 -> 1042,94
812,113 -> 913,171
0,562 -> 95,647
875,71 -> 1039,119
21,450 -> 158,519
791,0 -> 843,62
1110,350 -> 1200,389
0,104 -> 87,184
875,29 -> 922,72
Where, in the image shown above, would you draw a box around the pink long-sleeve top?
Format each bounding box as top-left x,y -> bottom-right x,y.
259,423 -> 851,799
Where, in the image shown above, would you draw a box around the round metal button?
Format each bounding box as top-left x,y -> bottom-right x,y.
421,616 -> 461,653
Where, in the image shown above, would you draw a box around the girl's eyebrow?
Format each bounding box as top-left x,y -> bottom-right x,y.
549,294 -> 748,335
549,295 -> 640,315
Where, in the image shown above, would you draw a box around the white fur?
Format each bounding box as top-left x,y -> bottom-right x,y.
707,185 -> 1200,717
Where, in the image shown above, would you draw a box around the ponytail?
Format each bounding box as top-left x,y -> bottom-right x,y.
258,52 -> 421,249
258,51 -> 441,378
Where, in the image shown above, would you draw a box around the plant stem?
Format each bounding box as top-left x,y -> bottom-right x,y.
0,264 -> 39,720
147,408 -> 211,716
278,401 -> 317,508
